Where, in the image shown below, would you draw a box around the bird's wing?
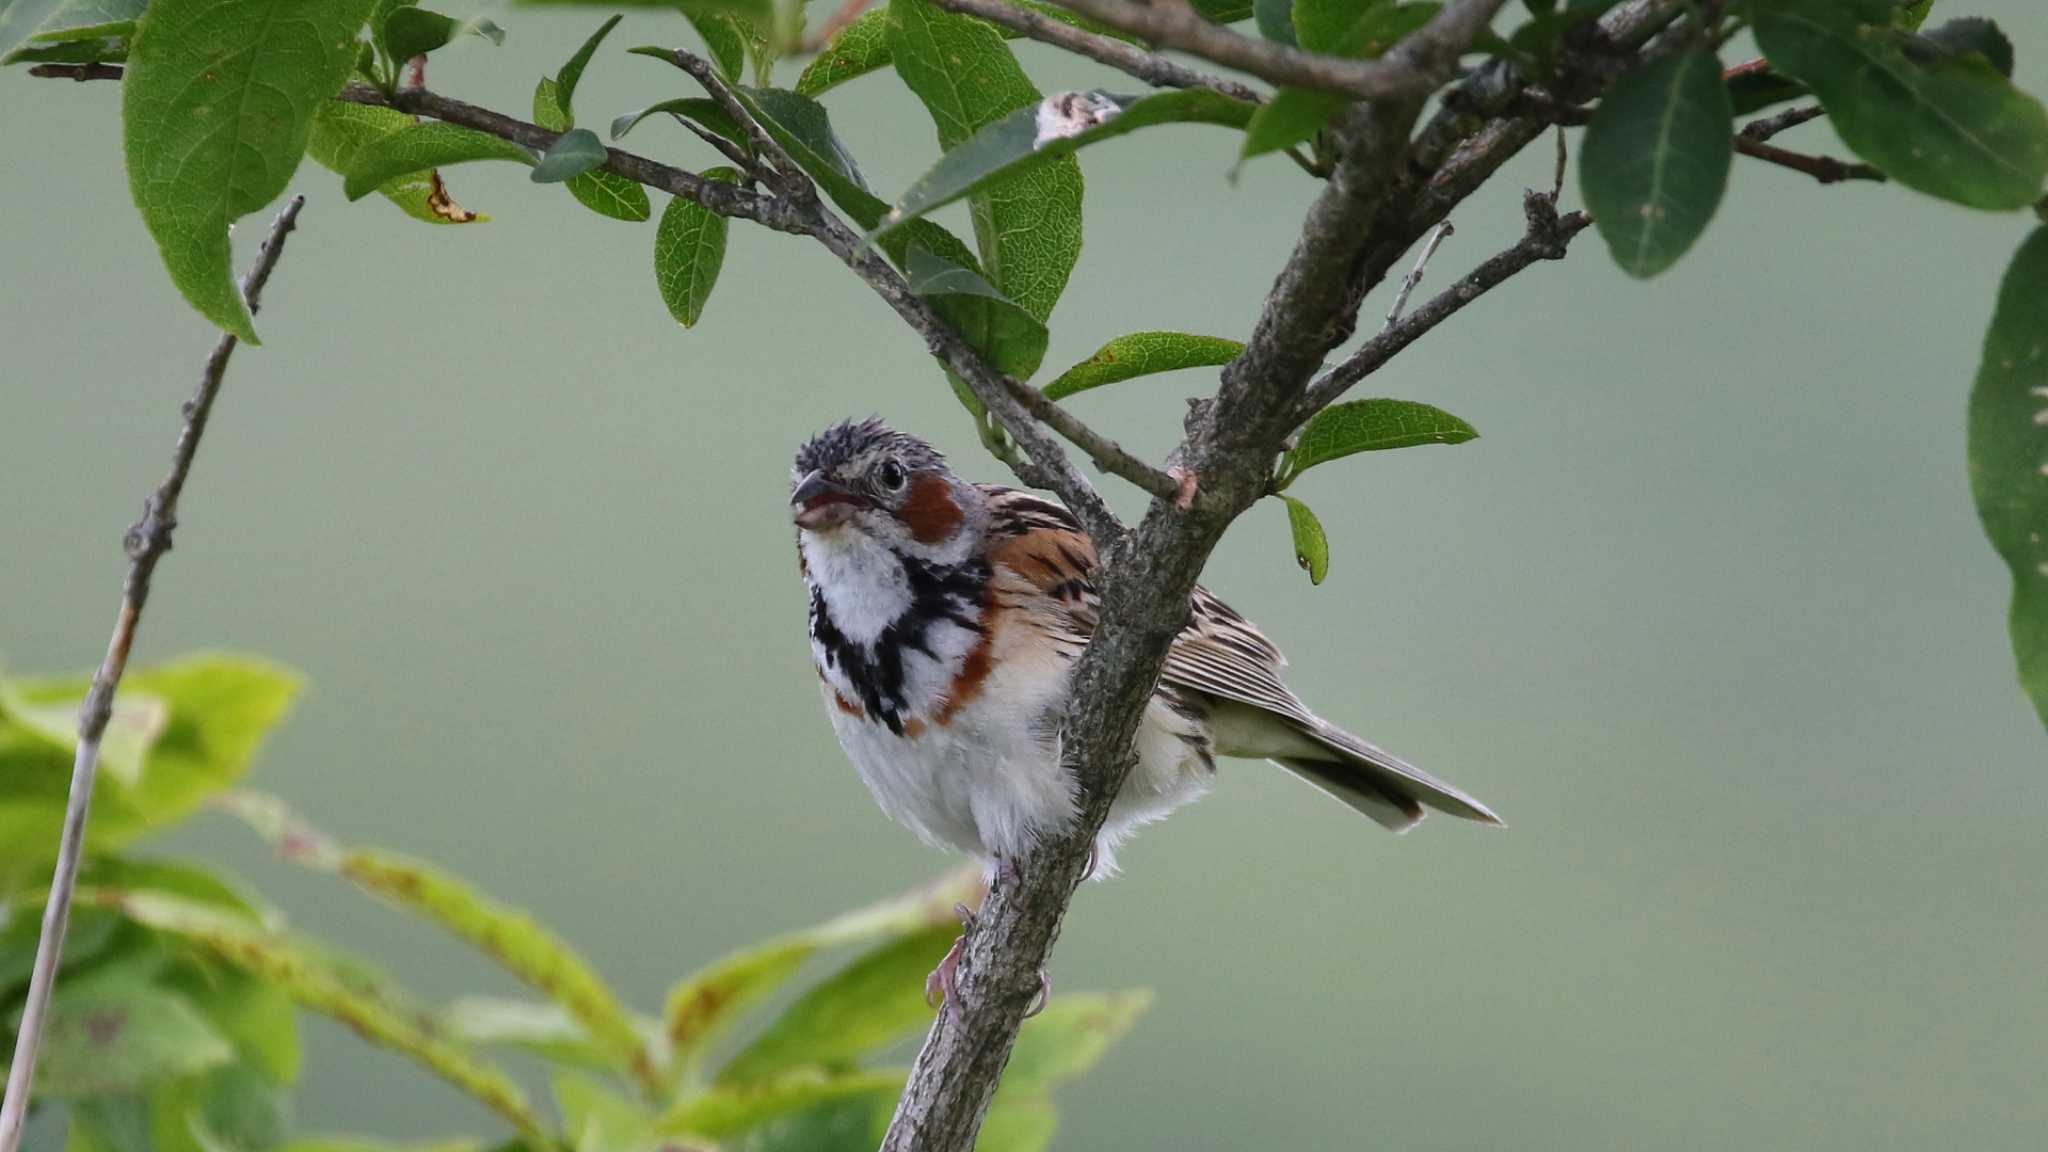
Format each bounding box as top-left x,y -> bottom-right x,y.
977,485 -> 1500,830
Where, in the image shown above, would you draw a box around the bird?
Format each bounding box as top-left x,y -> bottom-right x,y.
791,418 -> 1500,1001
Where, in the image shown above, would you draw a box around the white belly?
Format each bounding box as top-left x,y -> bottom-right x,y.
821,641 -> 1214,873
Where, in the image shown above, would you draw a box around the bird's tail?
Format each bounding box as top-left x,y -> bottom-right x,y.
1274,716 -> 1503,833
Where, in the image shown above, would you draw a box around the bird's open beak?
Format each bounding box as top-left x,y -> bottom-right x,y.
791,470 -> 866,531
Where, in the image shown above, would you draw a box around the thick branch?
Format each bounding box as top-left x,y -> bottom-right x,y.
1297,192 -> 1592,419
930,0 -> 1264,103
1043,0 -> 1507,101
0,196 -> 308,1152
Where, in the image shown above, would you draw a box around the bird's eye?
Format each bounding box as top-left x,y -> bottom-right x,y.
876,461 -> 906,491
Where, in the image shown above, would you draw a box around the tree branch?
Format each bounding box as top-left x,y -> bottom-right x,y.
929,0 -> 1264,103
1297,191 -> 1592,420
0,195 -> 308,1152
1040,0 -> 1508,101
1733,135 -> 1885,184
1003,379 -> 1185,503
1739,103 -> 1824,142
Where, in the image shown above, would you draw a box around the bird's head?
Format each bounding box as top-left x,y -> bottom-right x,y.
791,418 -> 985,563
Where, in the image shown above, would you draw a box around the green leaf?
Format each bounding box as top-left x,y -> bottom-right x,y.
1919,16 -> 2012,79
553,1069 -> 655,1152
975,1096 -> 1057,1152
1895,0 -> 1934,29
795,6 -> 890,96
657,1069 -> 907,1139
308,102 -> 490,224
0,681 -> 167,790
689,11 -> 747,82
1041,332 -> 1243,400
379,6 -> 457,65
793,1 -> 1137,99
0,0 -> 67,63
281,1141 -> 481,1152
531,127 -> 609,182
0,0 -> 140,63
886,0 -> 1082,324
1255,0 -> 1296,43
555,13 -> 622,116
656,167 -> 738,328
1967,227 -> 2048,728
111,891 -> 553,1148
220,790 -> 657,1094
121,0 -> 375,340
24,979 -> 234,1097
0,654 -> 300,874
735,85 -> 871,193
511,0 -> 771,19
1278,494 -> 1329,585
1726,68 -> 1810,116
534,76 -> 649,221
1239,2 -> 1439,165
164,955 -> 302,1085
341,121 -> 534,200
186,1063 -> 289,1152
611,97 -> 747,150
1578,47 -> 1732,278
1754,0 -> 2048,209
715,922 -> 956,1083
661,868 -> 980,1078
874,89 -> 1253,240
1291,0 -> 1380,52
439,997 -> 618,1069
907,246 -> 1049,379
1279,398 -> 1478,482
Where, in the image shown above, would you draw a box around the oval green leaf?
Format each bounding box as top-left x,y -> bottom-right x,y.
1968,227 -> 2048,727
554,12 -> 622,116
122,0 -> 376,341
1579,47 -> 1732,279
1279,397 -> 1478,481
379,6 -> 458,66
1279,494 -> 1329,585
1042,332 -> 1244,400
657,168 -> 737,327
1754,0 -> 2048,210
341,121 -> 534,200
1239,2 -> 1439,166
531,127 -> 609,183
874,89 -> 1253,240
611,96 -> 748,150
28,980 -> 234,1097
886,0 -> 1082,324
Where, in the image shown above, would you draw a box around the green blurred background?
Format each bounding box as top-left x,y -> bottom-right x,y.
5,5 -> 2046,1148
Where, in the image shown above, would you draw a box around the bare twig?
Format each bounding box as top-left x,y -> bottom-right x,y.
1298,192 -> 1592,419
1739,103 -> 1825,142
1383,219 -> 1455,333
661,49 -> 813,196
1003,379 -> 1185,503
0,196 -> 308,1152
930,0 -> 1264,103
1734,135 -> 1885,184
1040,0 -> 1508,101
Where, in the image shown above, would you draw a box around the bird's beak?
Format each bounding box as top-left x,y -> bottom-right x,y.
791,470 -> 866,531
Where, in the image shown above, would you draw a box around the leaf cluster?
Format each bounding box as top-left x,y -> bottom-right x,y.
0,654 -> 1145,1151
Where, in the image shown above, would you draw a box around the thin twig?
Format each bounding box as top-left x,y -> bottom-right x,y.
0,196 -> 308,1152
930,0 -> 1264,104
1734,135 -> 1885,184
1739,103 -> 1824,142
1039,0 -> 1509,101
1298,191 -> 1592,419
661,49 -> 814,196
1003,379 -> 1184,503
1383,219 -> 1455,333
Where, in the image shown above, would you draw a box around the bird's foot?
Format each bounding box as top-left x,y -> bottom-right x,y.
1025,968 -> 1050,1018
924,902 -> 979,1010
1167,465 -> 1199,510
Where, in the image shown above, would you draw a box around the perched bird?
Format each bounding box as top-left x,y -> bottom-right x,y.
792,417 -> 1501,883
